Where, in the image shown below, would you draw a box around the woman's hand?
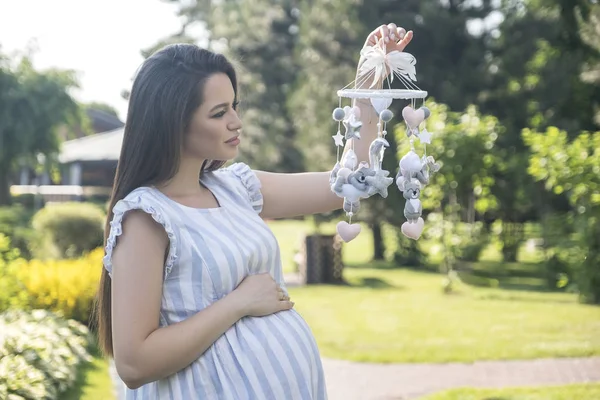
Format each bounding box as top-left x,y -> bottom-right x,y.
364,23 -> 414,54
231,273 -> 294,317
355,23 -> 415,88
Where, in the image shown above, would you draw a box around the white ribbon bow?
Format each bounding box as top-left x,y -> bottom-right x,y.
358,45 -> 417,88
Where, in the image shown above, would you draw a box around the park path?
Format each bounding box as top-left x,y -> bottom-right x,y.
108,274 -> 600,399
320,356 -> 600,399
109,356 -> 600,399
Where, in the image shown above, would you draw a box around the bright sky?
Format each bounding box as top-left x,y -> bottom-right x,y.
0,0 -> 187,120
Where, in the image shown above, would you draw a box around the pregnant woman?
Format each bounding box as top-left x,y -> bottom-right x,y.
95,23 -> 413,399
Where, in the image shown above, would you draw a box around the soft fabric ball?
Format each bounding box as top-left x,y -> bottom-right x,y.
380,109 -> 394,122
420,106 -> 431,119
332,107 -> 346,121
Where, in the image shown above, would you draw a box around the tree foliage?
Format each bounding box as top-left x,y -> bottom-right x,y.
157,0 -> 305,172
524,126 -> 600,303
0,53 -> 82,205
147,0 -> 600,287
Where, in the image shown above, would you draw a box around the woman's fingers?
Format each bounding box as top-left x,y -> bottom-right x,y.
277,286 -> 290,301
368,25 -> 385,45
379,25 -> 391,43
387,23 -> 398,41
397,27 -> 407,41
367,24 -> 411,48
278,300 -> 295,311
397,29 -> 414,51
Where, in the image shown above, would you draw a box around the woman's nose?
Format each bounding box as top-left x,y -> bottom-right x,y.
228,114 -> 242,131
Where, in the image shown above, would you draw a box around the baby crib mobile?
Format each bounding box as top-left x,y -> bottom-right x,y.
329,33 -> 441,243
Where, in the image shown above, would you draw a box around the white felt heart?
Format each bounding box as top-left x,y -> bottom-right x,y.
343,106 -> 353,118
370,98 -> 393,114
337,221 -> 362,242
401,217 -> 424,240
402,106 -> 425,128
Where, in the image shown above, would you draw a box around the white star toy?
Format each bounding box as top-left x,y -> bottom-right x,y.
418,128 -> 432,144
332,130 -> 344,147
366,169 -> 394,198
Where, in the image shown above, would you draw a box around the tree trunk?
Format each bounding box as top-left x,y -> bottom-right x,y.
500,222 -> 524,262
371,222 -> 385,260
580,210 -> 600,304
468,191 -> 475,224
0,169 -> 11,206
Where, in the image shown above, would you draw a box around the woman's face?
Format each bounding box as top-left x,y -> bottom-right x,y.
183,73 -> 242,162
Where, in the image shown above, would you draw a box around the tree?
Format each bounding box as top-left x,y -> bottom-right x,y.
288,0 -> 365,172
396,100 -> 501,268
152,0 -> 305,172
472,0 -> 600,259
0,53 -> 82,205
289,0 -> 498,261
523,126 -> 600,304
577,3 -> 600,124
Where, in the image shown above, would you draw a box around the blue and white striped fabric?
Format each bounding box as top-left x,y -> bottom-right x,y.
103,162 -> 327,400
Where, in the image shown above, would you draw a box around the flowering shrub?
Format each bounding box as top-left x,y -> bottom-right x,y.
10,248 -> 104,324
0,309 -> 92,399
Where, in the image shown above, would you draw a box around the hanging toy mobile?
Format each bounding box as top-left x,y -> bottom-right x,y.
329,30 -> 441,242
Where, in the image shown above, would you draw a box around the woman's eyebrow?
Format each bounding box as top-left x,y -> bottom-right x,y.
209,102 -> 230,112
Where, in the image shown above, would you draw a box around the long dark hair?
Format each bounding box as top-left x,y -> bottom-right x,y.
93,44 -> 238,357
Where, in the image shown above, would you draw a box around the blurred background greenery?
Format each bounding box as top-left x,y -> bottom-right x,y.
1,0 -> 600,399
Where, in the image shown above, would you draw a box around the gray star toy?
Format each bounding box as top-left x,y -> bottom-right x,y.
343,116 -> 362,140
366,169 -> 394,198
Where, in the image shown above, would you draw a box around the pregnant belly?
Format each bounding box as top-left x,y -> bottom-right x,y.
208,309 -> 325,399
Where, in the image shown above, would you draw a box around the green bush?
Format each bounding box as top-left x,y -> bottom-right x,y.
499,221 -> 525,262
544,254 -> 572,290
30,202 -> 105,259
11,193 -> 44,210
82,195 -> 111,213
393,231 -> 426,267
456,270 -> 500,288
458,222 -> 490,262
0,309 -> 93,400
576,213 -> 600,303
0,205 -> 34,259
0,234 -> 29,313
0,205 -> 32,229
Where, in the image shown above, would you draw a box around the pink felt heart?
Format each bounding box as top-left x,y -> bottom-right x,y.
402,106 -> 425,128
401,217 -> 424,240
337,221 -> 361,242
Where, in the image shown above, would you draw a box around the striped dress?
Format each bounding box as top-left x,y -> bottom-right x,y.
103,162 -> 328,400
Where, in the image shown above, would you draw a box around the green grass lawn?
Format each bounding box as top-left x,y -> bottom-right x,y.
287,266 -> 600,363
268,219 -> 398,272
422,383 -> 600,400
62,346 -> 115,400
270,218 -> 600,363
